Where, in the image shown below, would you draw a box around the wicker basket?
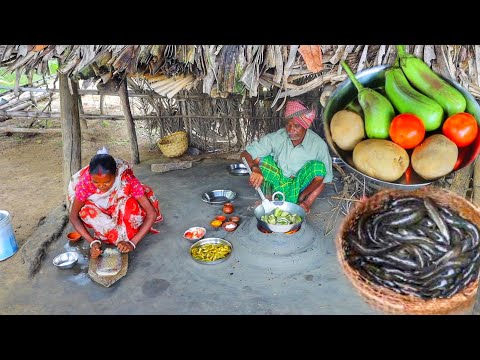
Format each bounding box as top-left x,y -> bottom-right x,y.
336,187 -> 480,315
157,131 -> 188,158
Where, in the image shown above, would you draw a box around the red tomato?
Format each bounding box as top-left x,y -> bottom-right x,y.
389,113 -> 426,149
442,112 -> 478,148
185,231 -> 193,239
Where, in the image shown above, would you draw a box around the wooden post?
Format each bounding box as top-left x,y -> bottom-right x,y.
59,73 -> 82,206
310,88 -> 321,134
77,94 -> 88,130
119,78 -> 140,164
179,98 -> 189,134
100,94 -> 105,115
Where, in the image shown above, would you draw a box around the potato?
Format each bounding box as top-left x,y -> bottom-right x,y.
411,134 -> 458,180
353,139 -> 409,182
330,110 -> 365,151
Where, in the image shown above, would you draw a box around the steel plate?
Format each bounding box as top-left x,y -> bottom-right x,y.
189,238 -> 233,265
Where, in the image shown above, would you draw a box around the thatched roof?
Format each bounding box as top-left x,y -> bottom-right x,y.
1,45 -> 480,108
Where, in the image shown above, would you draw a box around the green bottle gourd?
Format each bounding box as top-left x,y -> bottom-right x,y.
341,60 -> 395,139
385,58 -> 444,131
396,45 -> 466,117
345,97 -> 364,117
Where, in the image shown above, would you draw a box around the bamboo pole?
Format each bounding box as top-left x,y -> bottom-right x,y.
59,73 -> 82,206
0,109 -> 280,120
0,91 -> 35,110
2,93 -> 51,112
99,94 -> 105,115
0,127 -> 61,133
179,97 -> 189,137
0,85 -> 297,101
118,78 -> 140,164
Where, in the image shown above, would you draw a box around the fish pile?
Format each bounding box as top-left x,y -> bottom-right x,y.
345,196 -> 480,299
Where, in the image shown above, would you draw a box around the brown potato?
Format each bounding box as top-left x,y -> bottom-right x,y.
330,110 -> 365,151
353,139 -> 409,182
411,134 -> 458,180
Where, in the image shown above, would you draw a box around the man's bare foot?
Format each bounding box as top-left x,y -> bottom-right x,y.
299,201 -> 311,214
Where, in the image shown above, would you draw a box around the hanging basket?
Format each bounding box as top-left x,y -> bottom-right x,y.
336,187 -> 480,315
157,131 -> 188,158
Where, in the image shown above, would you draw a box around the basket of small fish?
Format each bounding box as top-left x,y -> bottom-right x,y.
336,187 -> 480,314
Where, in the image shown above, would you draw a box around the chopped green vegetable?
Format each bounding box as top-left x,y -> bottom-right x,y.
261,209 -> 302,225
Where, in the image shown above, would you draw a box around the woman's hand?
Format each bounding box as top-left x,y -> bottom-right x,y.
90,242 -> 103,259
117,240 -> 135,253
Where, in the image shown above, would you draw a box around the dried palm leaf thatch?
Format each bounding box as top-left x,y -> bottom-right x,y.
298,45 -> 323,73
2,45 -> 480,105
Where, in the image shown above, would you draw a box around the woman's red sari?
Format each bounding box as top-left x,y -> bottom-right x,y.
68,159 -> 162,245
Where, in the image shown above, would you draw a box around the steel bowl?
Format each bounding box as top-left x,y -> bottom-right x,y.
201,189 -> 236,205
183,226 -> 206,242
227,163 -> 249,176
53,251 -> 79,269
190,238 -> 233,265
254,200 -> 306,233
323,64 -> 480,190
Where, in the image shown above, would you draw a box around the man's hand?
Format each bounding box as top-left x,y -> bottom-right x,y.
249,166 -> 264,189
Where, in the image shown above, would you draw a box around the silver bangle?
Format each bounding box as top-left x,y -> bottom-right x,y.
89,240 -> 101,248
126,240 -> 136,249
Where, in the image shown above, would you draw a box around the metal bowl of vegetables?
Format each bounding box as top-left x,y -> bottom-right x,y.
190,238 -> 233,265
323,64 -> 480,190
254,192 -> 306,233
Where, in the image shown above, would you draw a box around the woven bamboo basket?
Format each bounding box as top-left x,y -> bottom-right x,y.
336,186 -> 480,315
157,131 -> 188,158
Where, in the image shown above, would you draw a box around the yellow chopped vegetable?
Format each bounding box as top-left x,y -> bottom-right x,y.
191,243 -> 231,262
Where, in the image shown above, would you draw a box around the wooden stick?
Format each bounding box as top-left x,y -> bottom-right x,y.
0,127 -> 61,133
330,196 -> 362,202
119,79 -> 139,164
0,85 -> 270,100
0,110 -> 282,120
59,72 -> 82,206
